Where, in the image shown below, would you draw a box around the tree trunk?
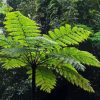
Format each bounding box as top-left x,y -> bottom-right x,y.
31,63 -> 36,100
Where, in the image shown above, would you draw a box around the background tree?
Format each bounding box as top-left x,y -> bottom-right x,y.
77,0 -> 100,31
7,0 -> 79,33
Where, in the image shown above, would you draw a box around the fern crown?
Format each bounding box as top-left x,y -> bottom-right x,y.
0,11 -> 100,93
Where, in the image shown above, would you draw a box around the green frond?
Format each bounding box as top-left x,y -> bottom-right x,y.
48,24 -> 92,46
36,66 -> 56,93
55,64 -> 94,92
49,49 -> 86,71
0,35 -> 7,47
50,47 -> 100,68
91,32 -> 100,42
27,70 -> 32,75
27,70 -> 32,79
4,11 -> 41,45
63,47 -> 100,67
2,58 -> 26,69
0,3 -> 13,14
0,47 -> 28,57
26,36 -> 58,49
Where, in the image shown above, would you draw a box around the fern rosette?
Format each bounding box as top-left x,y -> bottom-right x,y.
0,11 -> 100,93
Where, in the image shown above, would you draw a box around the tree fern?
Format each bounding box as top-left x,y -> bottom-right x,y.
0,11 -> 100,98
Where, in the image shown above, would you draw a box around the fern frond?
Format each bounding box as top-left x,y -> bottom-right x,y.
63,47 -> 100,67
26,36 -> 58,49
36,66 -> 56,93
55,64 -> 94,92
27,70 -> 32,79
0,47 -> 26,57
4,11 -> 41,45
2,58 -> 26,69
0,3 -> 13,14
47,50 -> 85,71
0,33 -> 13,47
48,24 -> 92,46
91,32 -> 100,42
50,47 -> 100,68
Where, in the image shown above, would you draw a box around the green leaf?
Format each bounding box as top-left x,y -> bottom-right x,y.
4,11 -> 41,46
56,64 -> 94,92
2,59 -> 26,69
0,3 -> 13,14
62,47 -> 100,67
48,24 -> 92,46
36,67 -> 56,93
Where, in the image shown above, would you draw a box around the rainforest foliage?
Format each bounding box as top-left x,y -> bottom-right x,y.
0,0 -> 100,100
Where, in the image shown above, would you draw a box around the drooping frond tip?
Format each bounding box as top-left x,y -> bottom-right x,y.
55,64 -> 95,93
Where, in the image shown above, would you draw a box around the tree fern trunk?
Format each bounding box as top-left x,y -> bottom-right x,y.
32,63 -> 36,100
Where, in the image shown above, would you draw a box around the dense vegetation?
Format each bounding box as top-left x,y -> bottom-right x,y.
0,0 -> 100,100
